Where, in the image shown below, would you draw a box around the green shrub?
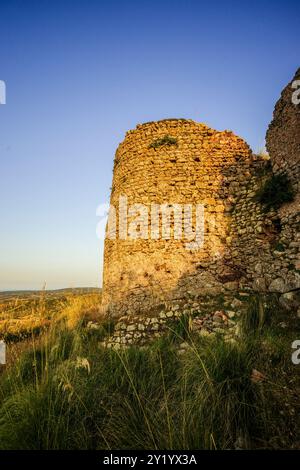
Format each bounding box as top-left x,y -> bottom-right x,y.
256,173 -> 294,211
274,242 -> 285,252
149,135 -> 177,149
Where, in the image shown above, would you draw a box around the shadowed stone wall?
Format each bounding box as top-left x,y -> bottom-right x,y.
101,69 -> 299,319
266,67 -> 300,197
102,119 -> 254,317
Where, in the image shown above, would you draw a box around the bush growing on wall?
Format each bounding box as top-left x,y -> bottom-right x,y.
256,173 -> 294,211
148,135 -> 177,149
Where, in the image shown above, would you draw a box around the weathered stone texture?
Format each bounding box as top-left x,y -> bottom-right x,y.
266,67 -> 300,194
101,69 -> 299,320
100,297 -> 241,349
228,159 -> 300,293
102,119 -> 254,317
265,68 -> 300,290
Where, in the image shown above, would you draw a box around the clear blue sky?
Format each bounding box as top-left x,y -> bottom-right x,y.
0,0 -> 299,290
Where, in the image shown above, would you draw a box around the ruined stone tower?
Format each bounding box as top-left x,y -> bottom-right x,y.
266,67 -> 300,193
101,119 -> 254,317
101,69 -> 299,319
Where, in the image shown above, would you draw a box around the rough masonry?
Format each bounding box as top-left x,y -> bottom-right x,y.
101,69 -> 300,324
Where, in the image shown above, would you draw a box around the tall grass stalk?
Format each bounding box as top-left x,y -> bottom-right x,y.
0,292 -> 299,449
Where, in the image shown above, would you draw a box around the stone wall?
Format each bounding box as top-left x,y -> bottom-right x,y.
227,158 -> 300,293
266,67 -> 300,196
102,119 -> 254,317
265,67 -> 300,290
101,293 -> 243,349
101,69 -> 299,319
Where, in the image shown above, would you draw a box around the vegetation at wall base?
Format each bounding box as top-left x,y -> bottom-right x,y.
0,291 -> 299,450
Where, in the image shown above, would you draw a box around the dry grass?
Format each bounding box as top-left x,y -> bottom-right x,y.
58,292 -> 103,328
0,289 -> 102,343
0,290 -> 299,449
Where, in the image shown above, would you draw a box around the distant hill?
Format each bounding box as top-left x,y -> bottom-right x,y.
0,287 -> 101,299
